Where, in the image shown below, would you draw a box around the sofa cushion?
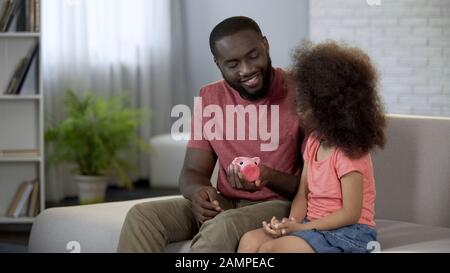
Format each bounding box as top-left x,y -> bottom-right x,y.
376,219 -> 450,253
164,240 -> 191,253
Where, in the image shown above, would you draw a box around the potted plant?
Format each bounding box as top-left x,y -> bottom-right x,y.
45,90 -> 148,204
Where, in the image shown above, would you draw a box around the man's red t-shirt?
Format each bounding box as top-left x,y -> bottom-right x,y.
187,68 -> 303,201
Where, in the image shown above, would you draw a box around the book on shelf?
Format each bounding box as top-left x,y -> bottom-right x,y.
0,149 -> 39,157
14,0 -> 25,31
27,179 -> 39,217
3,41 -> 38,95
33,0 -> 39,31
15,0 -> 39,32
0,0 -> 11,31
0,0 -> 39,32
0,0 -> 19,32
5,178 -> 38,218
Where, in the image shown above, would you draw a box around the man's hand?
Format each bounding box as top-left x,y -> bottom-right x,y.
227,164 -> 271,191
191,186 -> 223,224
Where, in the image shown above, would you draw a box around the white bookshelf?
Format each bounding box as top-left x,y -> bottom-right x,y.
0,157 -> 42,163
0,32 -> 40,38
0,94 -> 41,100
0,0 -> 43,224
0,216 -> 35,224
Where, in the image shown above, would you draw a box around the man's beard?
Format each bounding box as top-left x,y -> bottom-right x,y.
222,54 -> 273,101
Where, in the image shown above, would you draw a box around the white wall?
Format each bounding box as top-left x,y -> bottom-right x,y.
182,0 -> 309,102
310,0 -> 450,117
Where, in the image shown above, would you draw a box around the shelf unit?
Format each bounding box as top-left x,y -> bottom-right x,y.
0,32 -> 40,38
0,0 -> 43,224
0,94 -> 41,100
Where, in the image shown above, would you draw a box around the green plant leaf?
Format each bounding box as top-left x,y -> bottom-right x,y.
45,90 -> 150,189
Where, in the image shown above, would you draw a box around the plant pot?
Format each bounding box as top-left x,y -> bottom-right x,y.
74,175 -> 108,205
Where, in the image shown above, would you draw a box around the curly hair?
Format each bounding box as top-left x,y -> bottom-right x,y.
291,41 -> 386,158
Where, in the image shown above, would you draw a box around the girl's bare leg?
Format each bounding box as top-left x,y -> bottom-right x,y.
257,236 -> 315,253
237,228 -> 275,253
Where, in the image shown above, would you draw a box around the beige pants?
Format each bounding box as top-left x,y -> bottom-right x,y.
116,195 -> 291,253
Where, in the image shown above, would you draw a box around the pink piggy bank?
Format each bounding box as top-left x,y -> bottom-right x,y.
232,157 -> 261,182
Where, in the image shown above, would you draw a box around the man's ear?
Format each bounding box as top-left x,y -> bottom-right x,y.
214,57 -> 222,70
262,36 -> 270,51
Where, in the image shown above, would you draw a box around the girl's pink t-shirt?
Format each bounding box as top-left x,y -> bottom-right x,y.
304,135 -> 376,227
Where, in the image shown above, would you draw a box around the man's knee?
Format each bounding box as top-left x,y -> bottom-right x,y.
126,203 -> 146,219
117,204 -> 157,252
202,209 -> 245,233
123,203 -> 156,227
119,199 -> 192,253
124,198 -> 191,226
191,209 -> 247,252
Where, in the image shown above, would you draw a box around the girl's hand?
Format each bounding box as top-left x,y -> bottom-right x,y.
274,218 -> 306,235
262,216 -> 283,238
281,216 -> 296,224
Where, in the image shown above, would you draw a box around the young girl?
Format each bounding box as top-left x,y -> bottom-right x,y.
237,41 -> 386,253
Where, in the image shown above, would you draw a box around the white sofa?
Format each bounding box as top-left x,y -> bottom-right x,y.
28,114 -> 450,253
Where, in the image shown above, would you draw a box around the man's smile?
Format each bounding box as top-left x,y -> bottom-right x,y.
241,72 -> 262,89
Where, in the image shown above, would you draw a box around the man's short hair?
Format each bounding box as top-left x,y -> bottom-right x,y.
209,16 -> 263,57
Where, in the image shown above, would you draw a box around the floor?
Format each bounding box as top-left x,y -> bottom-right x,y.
0,182 -> 180,253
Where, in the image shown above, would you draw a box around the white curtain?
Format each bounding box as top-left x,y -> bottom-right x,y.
43,0 -> 188,201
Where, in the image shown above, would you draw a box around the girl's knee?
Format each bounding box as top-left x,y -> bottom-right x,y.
257,240 -> 275,253
237,231 -> 260,253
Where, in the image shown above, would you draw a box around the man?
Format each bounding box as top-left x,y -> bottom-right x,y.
117,16 -> 304,253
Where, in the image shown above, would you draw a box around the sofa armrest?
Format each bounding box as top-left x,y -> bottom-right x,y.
150,133 -> 219,188
28,196 -> 181,253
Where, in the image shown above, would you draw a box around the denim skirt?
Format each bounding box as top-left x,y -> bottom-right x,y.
290,220 -> 377,253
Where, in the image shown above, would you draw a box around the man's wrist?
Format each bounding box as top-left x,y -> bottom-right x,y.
183,183 -> 209,201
